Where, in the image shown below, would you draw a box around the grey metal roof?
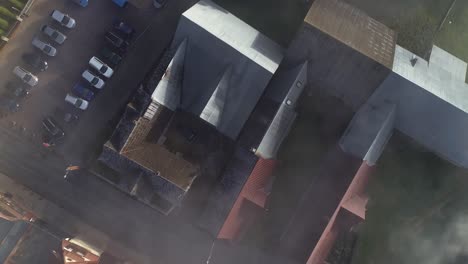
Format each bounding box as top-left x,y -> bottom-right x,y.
256,62 -> 308,159
393,45 -> 468,113
339,101 -> 395,165
183,0 -> 283,73
151,39 -> 186,111
200,66 -> 231,127
151,0 -> 284,139
348,44 -> 468,168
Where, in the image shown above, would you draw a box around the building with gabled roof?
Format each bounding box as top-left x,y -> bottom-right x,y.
96,0 -> 286,215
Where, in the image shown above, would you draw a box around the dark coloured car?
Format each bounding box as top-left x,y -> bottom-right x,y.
105,31 -> 128,53
22,53 -> 48,72
100,46 -> 122,66
0,97 -> 19,113
42,116 -> 65,147
112,19 -> 134,40
5,82 -> 29,98
153,0 -> 168,8
70,0 -> 88,7
72,83 -> 95,101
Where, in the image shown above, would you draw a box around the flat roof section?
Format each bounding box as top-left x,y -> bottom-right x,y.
305,0 -> 396,69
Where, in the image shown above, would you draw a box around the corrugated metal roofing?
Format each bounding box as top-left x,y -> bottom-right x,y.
256,62 -> 307,159
150,0 -> 284,139
241,158 -> 277,206
393,45 -> 468,113
151,39 -> 186,111
182,0 -> 283,73
217,158 -> 277,240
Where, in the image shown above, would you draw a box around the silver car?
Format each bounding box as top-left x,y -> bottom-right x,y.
41,25 -> 67,45
82,70 -> 105,89
65,94 -> 89,110
89,57 -> 113,78
13,66 -> 39,86
32,37 -> 57,56
51,10 -> 76,29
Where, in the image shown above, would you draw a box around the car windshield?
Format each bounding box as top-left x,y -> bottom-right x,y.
61,16 -> 70,24
100,65 -> 108,73
23,74 -> 32,82
75,100 -> 82,107
51,31 -> 59,39
43,46 -> 52,53
91,77 -> 99,85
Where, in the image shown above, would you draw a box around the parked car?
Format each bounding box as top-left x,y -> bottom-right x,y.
70,0 -> 88,7
22,53 -> 48,72
13,66 -> 38,86
72,83 -> 95,101
65,93 -> 89,110
5,82 -> 29,98
105,31 -> 128,52
42,116 -> 65,147
32,37 -> 57,57
41,25 -> 67,45
89,57 -> 113,78
100,46 -> 122,66
112,0 -> 128,8
112,19 -> 134,40
82,69 -> 105,89
0,97 -> 19,113
153,0 -> 168,8
51,10 -> 76,29
53,107 -> 79,124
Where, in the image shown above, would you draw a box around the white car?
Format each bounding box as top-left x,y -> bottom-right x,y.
89,57 -> 113,78
41,25 -> 67,44
13,66 -> 38,86
51,10 -> 76,29
82,70 -> 105,89
65,94 -> 89,110
32,37 -> 57,56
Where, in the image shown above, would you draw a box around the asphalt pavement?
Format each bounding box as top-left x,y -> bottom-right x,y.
0,0 -> 218,263
0,123 -> 212,263
58,0 -> 189,164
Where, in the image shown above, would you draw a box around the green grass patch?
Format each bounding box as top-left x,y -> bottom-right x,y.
8,0 -> 24,10
0,17 -> 9,30
435,1 -> 468,70
0,6 -> 17,20
352,135 -> 468,264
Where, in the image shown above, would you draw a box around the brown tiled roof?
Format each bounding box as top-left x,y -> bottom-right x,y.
119,108 -> 198,191
305,0 -> 396,69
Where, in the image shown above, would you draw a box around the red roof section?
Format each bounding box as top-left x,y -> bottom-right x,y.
217,158 -> 277,240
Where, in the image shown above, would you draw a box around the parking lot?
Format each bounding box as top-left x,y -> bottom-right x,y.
0,0 -> 194,164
